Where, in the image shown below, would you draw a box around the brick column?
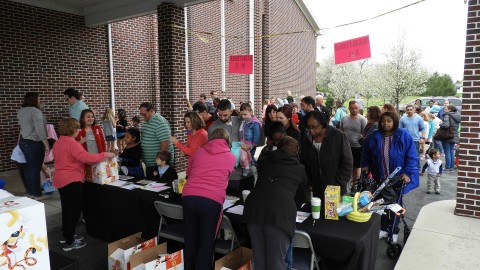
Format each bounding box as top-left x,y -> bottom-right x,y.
455,0 -> 480,218
158,3 -> 188,171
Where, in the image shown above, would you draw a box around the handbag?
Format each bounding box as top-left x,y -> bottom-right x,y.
42,178 -> 56,193
433,115 -> 454,141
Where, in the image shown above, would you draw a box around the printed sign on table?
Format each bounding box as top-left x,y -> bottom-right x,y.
0,197 -> 50,270
334,35 -> 371,64
228,55 -> 253,74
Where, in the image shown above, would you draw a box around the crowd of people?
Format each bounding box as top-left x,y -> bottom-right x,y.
13,88 -> 460,268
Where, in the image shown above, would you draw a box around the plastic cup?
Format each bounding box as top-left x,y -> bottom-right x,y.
172,179 -> 178,193
311,197 -> 321,219
242,190 -> 251,203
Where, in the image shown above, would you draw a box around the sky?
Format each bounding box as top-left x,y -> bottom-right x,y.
303,0 -> 469,82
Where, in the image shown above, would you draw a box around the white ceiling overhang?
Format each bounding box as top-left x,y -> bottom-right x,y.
9,0 -> 214,27
10,0 -> 321,32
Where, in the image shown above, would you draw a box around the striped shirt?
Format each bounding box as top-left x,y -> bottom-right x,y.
141,113 -> 174,166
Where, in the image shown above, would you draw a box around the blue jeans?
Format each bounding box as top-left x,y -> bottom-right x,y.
285,233 -> 294,269
434,140 -> 444,154
414,141 -> 420,170
19,138 -> 45,197
442,142 -> 455,170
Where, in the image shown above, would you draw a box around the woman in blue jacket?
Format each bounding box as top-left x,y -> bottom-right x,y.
361,111 -> 419,242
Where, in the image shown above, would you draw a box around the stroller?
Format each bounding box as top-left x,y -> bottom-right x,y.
351,167 -> 411,259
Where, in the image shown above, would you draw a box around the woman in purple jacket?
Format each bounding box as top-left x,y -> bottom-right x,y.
182,128 -> 236,270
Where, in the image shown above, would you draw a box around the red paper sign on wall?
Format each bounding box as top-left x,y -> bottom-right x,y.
228,55 -> 253,74
334,35 -> 371,64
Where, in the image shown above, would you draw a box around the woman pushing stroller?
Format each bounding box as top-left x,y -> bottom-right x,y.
361,111 -> 419,243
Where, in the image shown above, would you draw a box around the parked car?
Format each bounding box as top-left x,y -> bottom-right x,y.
399,96 -> 462,113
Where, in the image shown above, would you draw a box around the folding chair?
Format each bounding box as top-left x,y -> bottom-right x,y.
153,200 -> 184,244
292,230 -> 320,270
214,214 -> 241,254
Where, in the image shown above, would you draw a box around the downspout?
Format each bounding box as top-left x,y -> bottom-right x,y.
249,0 -> 255,110
221,0 -> 226,92
108,24 -> 115,111
185,7 -> 190,99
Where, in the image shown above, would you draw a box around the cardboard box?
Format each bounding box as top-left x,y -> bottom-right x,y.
214,247 -> 254,270
108,232 -> 157,270
0,196 -> 51,269
325,185 -> 340,220
130,243 -> 168,270
90,157 -> 119,184
144,249 -> 184,270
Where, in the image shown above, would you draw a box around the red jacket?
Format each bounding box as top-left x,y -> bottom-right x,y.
53,136 -> 109,188
75,126 -> 107,153
175,129 -> 208,163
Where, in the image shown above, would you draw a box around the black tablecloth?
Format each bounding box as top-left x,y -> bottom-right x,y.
296,213 -> 381,270
83,182 -> 169,242
83,181 -> 379,270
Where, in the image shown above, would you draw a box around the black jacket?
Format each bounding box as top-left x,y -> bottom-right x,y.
155,166 -> 178,184
300,126 -> 353,199
243,149 -> 309,238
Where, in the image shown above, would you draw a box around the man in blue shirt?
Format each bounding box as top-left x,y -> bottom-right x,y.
400,105 -> 425,169
64,88 -> 89,120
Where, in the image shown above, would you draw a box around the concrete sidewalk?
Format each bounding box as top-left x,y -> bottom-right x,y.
395,200 -> 480,269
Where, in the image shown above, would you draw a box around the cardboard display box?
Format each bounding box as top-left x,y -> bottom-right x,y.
214,247 -> 254,270
89,157 -> 119,184
0,196 -> 51,269
108,232 -> 156,270
130,243 -> 167,270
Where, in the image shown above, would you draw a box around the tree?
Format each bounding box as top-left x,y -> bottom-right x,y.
423,72 -> 456,96
372,36 -> 429,109
316,55 -> 335,95
328,61 -> 358,102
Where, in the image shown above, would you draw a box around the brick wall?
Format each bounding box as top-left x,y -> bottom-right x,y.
187,0 -> 316,115
266,0 -> 317,101
455,0 -> 480,219
0,0 -> 317,173
0,0 -> 160,172
158,3 -> 188,171
0,0 -> 110,172
111,15 -> 160,120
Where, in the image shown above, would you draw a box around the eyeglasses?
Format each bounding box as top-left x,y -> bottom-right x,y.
306,124 -> 322,132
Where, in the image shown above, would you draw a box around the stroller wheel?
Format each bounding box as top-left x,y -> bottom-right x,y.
386,243 -> 402,259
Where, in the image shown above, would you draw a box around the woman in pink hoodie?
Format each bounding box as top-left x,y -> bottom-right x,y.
182,128 -> 236,270
53,118 -> 114,251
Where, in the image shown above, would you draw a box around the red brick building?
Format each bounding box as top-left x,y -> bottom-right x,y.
0,0 -> 319,172
456,0 -> 480,219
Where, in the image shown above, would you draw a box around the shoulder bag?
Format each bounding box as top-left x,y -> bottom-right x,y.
433,115 -> 454,141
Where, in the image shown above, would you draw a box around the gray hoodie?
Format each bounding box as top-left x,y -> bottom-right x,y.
441,111 -> 461,144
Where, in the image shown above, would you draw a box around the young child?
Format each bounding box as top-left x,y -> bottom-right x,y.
152,150 -> 178,183
421,149 -> 443,194
239,103 -> 262,176
118,128 -> 144,178
102,108 -> 117,152
53,118 -> 115,251
116,109 -> 128,152
131,115 -> 141,129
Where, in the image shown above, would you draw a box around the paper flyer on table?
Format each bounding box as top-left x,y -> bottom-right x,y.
296,211 -> 311,223
223,200 -> 235,210
106,180 -> 129,187
142,183 -> 171,193
121,183 -> 142,190
226,205 -> 244,215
